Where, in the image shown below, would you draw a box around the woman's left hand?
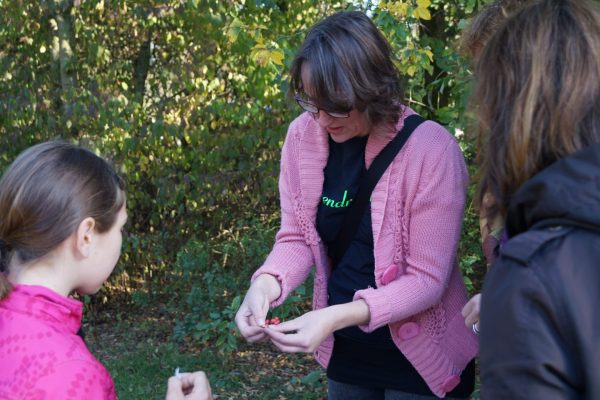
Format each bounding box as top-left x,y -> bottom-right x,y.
263,300 -> 370,353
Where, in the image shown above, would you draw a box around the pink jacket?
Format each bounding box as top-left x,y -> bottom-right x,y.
0,284 -> 116,399
253,107 -> 479,397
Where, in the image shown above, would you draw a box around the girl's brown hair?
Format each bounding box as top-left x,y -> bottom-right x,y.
473,0 -> 600,218
289,11 -> 404,128
0,141 -> 125,298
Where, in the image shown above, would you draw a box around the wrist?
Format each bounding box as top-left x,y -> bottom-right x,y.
327,300 -> 370,332
253,273 -> 282,301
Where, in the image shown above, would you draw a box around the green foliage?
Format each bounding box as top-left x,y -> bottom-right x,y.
459,168 -> 486,293
172,216 -> 313,353
2,0 -> 490,390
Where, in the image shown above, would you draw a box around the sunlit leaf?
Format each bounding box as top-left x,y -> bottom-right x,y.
385,1 -> 409,18
226,18 -> 243,44
414,0 -> 431,20
422,49 -> 433,62
269,49 -> 284,66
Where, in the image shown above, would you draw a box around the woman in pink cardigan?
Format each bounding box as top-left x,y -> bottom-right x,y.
235,11 -> 478,399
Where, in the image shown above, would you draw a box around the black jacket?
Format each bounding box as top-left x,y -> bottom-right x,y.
480,142 -> 600,400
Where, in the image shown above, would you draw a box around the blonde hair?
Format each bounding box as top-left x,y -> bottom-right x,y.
0,141 -> 125,298
473,0 -> 600,218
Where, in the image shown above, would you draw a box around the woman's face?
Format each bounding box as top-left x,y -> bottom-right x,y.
301,64 -> 371,143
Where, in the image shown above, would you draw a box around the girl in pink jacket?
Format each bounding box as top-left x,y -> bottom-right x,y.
0,142 -> 211,400
235,11 -> 478,399
0,141 -> 126,399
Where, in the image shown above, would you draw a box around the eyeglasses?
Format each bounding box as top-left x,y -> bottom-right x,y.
294,95 -> 351,119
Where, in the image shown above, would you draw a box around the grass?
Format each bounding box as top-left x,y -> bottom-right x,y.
84,309 -> 480,399
84,305 -> 328,399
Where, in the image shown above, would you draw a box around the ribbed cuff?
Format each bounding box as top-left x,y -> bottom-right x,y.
353,287 -> 393,332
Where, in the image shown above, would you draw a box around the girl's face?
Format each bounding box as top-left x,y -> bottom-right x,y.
301,64 -> 371,143
77,202 -> 128,295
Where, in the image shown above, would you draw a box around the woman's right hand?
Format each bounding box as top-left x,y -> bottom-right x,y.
235,274 -> 282,343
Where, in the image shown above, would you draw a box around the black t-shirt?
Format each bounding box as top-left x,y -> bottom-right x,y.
316,135 -> 474,396
316,135 -> 394,347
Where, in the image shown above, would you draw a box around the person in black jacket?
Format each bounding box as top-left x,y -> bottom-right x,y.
470,0 -> 600,398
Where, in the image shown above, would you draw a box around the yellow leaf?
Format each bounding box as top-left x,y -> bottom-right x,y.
414,0 -> 431,20
251,47 -> 269,67
387,1 -> 408,18
423,49 -> 433,62
414,6 -> 431,20
255,33 -> 265,47
270,50 -> 284,66
407,65 -> 416,76
250,34 -> 284,67
251,48 -> 283,67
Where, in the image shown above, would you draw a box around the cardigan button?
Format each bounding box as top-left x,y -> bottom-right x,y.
441,375 -> 461,393
397,322 -> 419,340
380,264 -> 399,285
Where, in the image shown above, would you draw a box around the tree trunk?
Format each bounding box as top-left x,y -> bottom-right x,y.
47,0 -> 77,137
420,6 -> 449,111
134,35 -> 152,104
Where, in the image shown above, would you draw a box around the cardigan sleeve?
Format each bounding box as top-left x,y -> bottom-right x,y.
251,119 -> 316,307
354,123 -> 468,331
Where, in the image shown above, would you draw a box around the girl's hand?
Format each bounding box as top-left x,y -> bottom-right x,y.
462,293 -> 481,330
264,300 -> 370,353
165,371 -> 212,400
234,274 -> 281,343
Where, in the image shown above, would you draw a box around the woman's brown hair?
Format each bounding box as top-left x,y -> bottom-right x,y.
289,11 -> 404,128
0,141 -> 125,298
473,0 -> 600,218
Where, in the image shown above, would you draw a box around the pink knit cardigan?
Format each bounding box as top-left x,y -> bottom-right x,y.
253,107 -> 478,397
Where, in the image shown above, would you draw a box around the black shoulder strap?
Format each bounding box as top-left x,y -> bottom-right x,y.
328,114 -> 425,268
